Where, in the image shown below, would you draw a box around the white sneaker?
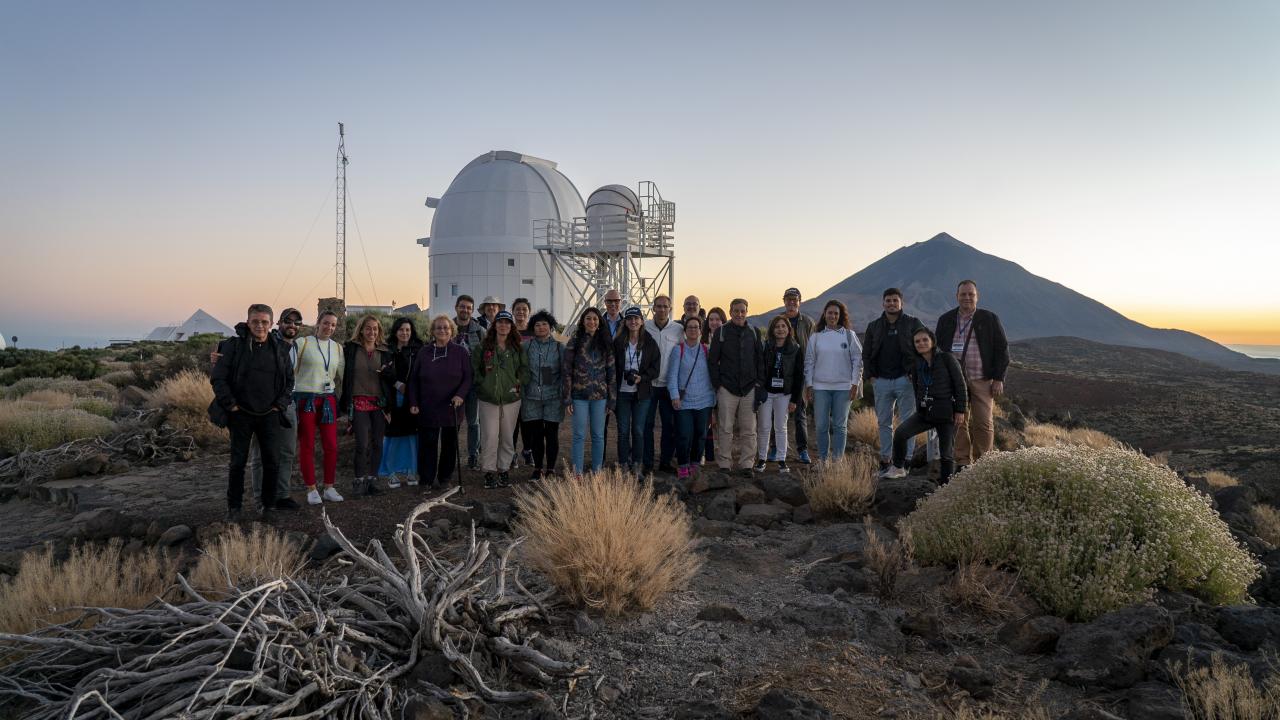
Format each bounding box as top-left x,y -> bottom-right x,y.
881,466 -> 908,479
307,489 -> 322,505
387,475 -> 402,489
406,476 -> 420,486
323,486 -> 345,502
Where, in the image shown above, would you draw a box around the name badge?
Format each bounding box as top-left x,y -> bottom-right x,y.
771,377 -> 784,389
323,380 -> 334,393
951,341 -> 964,353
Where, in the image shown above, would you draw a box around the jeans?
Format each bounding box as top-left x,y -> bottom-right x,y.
643,387 -> 676,469
571,398 -> 607,473
812,388 -> 852,460
521,420 -> 560,471
873,376 -> 916,462
250,402 -> 295,501
228,411 -> 284,510
615,392 -> 651,469
352,408 -> 386,478
893,413 -> 956,482
464,389 -> 480,461
416,425 -> 458,486
676,407 -> 713,466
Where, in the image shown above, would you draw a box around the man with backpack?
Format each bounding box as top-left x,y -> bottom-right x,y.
708,298 -> 762,477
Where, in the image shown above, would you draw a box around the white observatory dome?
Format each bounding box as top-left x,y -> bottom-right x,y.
427,151 -> 585,254
586,184 -> 639,216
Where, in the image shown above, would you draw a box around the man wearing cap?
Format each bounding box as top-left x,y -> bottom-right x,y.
478,296 -> 504,329
772,288 -> 815,464
211,308 -> 303,511
601,289 -> 625,340
453,295 -> 485,469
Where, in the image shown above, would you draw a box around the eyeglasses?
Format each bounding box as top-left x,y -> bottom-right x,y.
605,299 -> 621,304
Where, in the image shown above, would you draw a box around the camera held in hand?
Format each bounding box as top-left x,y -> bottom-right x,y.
625,369 -> 641,385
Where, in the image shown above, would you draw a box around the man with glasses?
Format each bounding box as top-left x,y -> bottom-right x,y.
602,289 -> 624,340
644,295 -> 685,473
681,295 -> 705,326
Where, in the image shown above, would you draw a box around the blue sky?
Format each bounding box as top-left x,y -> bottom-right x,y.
2,0 -> 1278,348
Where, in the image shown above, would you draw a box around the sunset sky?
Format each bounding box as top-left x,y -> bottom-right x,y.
2,1 -> 1278,349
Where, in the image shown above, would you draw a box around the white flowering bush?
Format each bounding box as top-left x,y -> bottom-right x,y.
902,446 -> 1259,621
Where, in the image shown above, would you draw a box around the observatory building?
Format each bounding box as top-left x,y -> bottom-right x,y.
420,151 -> 674,322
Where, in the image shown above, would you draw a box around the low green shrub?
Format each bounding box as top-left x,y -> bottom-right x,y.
19,390 -> 116,418
1,376 -> 116,400
902,446 -> 1259,621
0,347 -> 102,384
0,401 -> 117,453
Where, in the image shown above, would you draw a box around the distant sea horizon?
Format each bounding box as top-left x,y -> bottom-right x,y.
1228,344 -> 1280,360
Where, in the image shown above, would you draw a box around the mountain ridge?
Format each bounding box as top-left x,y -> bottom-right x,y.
751,233 -> 1277,375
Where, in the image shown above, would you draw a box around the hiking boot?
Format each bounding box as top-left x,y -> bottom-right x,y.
275,497 -> 301,511
522,449 -> 534,466
387,474 -> 402,489
777,461 -> 790,474
753,460 -> 767,473
307,489 -> 323,505
323,486 -> 345,502
484,472 -> 497,489
363,477 -> 382,496
530,469 -> 543,481
499,471 -> 511,488
798,450 -> 812,464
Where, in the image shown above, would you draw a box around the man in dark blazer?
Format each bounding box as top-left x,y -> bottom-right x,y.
935,280 -> 1009,467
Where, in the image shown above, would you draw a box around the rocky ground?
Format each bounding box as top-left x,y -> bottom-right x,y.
4,344 -> 1280,718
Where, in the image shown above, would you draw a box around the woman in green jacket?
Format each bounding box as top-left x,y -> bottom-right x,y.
472,310 -> 530,488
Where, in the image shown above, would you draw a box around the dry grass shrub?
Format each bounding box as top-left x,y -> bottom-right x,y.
0,541 -> 175,634
952,703 -> 1052,720
188,525 -> 305,598
512,468 -> 701,615
20,389 -> 115,418
1202,471 -> 1241,489
863,518 -> 911,600
805,453 -> 878,517
99,369 -> 137,387
1022,422 -> 1120,450
1,376 -> 116,400
902,446 -> 1259,621
847,407 -> 880,448
1250,505 -> 1280,548
148,369 -> 226,446
0,400 -> 116,454
1173,653 -> 1280,720
948,561 -> 1021,618
731,645 -> 900,719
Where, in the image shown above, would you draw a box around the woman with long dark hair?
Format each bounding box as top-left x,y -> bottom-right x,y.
696,307 -> 727,464
378,317 -> 422,487
408,315 -> 471,489
803,299 -> 863,462
882,327 -> 966,484
521,310 -> 564,479
563,307 -> 615,474
473,310 -> 529,488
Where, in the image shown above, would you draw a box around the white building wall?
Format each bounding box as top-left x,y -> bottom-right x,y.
429,251 -> 566,319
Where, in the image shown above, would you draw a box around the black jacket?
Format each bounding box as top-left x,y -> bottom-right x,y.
613,330 -> 662,401
339,341 -> 396,414
907,351 -> 969,419
382,340 -> 422,436
756,340 -> 805,405
708,322 -> 762,397
211,322 -> 294,415
935,308 -> 1010,382
862,312 -> 926,381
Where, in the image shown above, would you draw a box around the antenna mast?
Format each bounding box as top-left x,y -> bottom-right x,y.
335,123 -> 348,302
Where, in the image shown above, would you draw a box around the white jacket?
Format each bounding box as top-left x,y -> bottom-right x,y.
805,326 -> 863,391
645,318 -> 686,388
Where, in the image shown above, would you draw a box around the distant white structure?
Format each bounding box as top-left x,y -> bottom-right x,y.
420,151 -> 584,320
0,333 -> 6,350
144,309 -> 233,342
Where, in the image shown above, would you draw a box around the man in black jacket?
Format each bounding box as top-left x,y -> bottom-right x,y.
210,304 -> 295,521
862,288 -> 927,469
708,298 -> 762,476
935,280 -> 1010,467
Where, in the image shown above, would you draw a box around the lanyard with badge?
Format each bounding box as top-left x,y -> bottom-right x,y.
953,315 -> 974,357
770,348 -> 785,390
317,339 -> 334,393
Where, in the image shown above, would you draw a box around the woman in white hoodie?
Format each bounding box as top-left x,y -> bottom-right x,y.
804,300 -> 863,461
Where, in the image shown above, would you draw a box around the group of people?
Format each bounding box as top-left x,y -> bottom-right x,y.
209,280 -> 1008,520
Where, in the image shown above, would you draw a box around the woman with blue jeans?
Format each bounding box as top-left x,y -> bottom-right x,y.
613,307 -> 661,474
563,307 -> 615,473
668,316 -> 716,479
804,300 -> 863,461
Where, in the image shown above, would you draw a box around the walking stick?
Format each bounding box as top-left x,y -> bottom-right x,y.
453,402 -> 465,495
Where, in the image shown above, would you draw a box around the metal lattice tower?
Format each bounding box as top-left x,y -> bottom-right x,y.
534,181 -> 675,322
335,123 -> 348,302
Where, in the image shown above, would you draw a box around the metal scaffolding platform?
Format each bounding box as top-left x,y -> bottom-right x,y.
534,181 -> 675,322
